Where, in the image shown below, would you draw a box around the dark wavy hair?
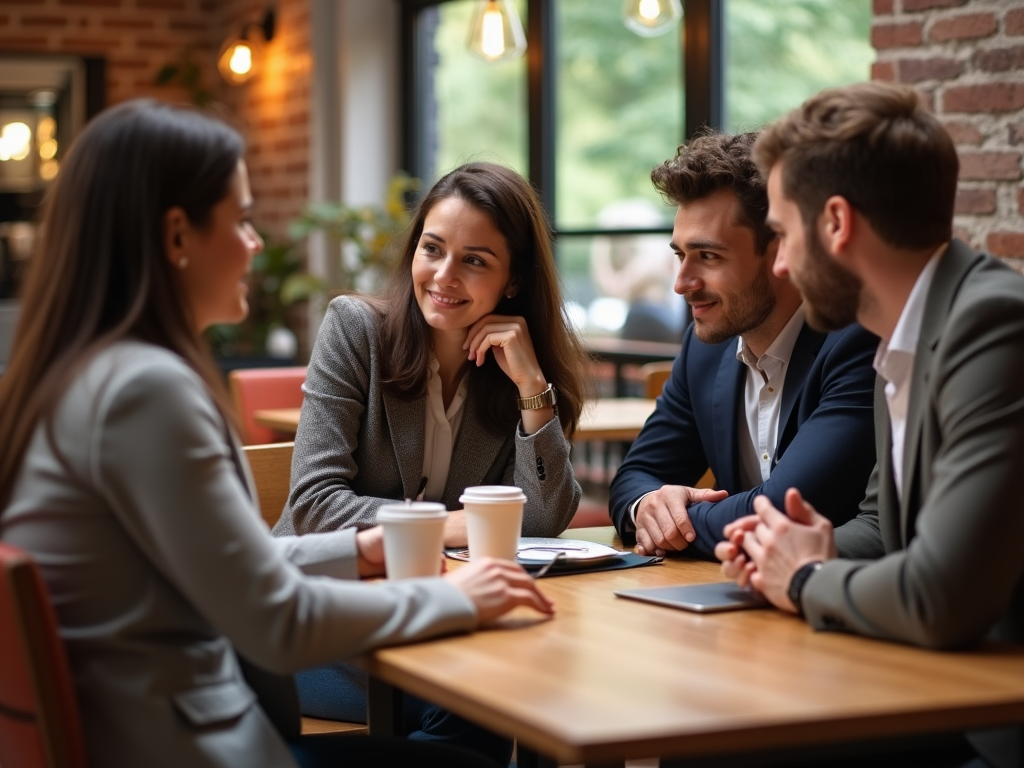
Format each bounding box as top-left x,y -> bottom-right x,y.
651,130 -> 775,255
371,162 -> 587,437
0,99 -> 244,507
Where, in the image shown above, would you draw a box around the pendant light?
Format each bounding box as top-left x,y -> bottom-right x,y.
623,0 -> 683,38
467,0 -> 526,63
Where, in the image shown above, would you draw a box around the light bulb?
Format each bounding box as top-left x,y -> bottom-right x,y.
229,43 -> 253,76
623,0 -> 683,37
468,0 -> 526,63
0,122 -> 32,162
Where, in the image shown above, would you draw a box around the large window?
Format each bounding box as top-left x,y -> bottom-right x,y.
401,0 -> 871,342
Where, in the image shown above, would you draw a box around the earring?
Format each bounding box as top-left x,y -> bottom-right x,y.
178,257 -> 189,270
505,291 -> 513,298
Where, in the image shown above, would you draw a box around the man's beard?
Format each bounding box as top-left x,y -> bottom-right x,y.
793,227 -> 862,332
690,258 -> 775,345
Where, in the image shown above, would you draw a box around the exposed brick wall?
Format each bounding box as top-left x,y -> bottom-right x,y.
0,0 -> 310,245
873,0 -> 1024,265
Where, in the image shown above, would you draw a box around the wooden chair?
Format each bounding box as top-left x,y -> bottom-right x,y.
228,367 -> 307,445
241,442 -> 369,737
0,541 -> 87,768
638,360 -> 715,490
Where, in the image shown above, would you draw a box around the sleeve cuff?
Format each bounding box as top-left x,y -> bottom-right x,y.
271,528 -> 360,580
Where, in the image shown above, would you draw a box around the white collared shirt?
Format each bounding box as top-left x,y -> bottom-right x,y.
629,305 -> 805,523
735,304 -> 806,489
873,245 -> 945,501
420,355 -> 469,502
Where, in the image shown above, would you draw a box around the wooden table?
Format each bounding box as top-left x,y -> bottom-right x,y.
366,528 -> 1024,768
253,398 -> 659,444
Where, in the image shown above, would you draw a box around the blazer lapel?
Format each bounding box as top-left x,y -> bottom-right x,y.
775,322 -> 826,460
712,345 -> 746,491
899,239 -> 984,541
382,390 -> 427,501
443,387 -> 508,508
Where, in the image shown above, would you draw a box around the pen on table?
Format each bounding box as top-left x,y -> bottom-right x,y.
533,551 -> 566,579
415,476 -> 427,501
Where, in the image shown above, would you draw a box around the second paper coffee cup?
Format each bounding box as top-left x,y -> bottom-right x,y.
458,486 -> 527,561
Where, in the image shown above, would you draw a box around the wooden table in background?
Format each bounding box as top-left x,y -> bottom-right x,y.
586,337 -> 681,396
253,398 -> 658,444
367,527 -> 1024,768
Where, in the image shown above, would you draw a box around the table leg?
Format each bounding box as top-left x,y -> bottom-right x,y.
366,675 -> 404,737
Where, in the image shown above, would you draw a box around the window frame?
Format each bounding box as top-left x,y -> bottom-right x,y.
397,0 -> 723,237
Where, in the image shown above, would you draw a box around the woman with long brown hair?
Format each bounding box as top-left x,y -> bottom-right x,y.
0,100 -> 550,768
274,162 -> 588,764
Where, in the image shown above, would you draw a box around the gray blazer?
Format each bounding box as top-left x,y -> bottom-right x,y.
802,241 -> 1024,767
274,296 -> 581,537
0,342 -> 477,768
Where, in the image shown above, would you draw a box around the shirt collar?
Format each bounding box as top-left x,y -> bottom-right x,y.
873,243 -> 946,371
736,303 -> 806,371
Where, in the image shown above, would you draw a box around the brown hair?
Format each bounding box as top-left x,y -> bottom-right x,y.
651,130 -> 775,255
0,99 -> 243,507
753,81 -> 957,250
373,162 -> 587,437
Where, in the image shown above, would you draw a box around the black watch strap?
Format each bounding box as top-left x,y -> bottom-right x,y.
787,560 -> 823,616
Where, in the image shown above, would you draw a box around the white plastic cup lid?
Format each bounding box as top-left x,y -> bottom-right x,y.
378,502 -> 447,521
459,485 -> 527,504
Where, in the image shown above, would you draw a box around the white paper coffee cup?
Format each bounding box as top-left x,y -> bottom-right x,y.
377,502 -> 448,580
458,485 -> 527,561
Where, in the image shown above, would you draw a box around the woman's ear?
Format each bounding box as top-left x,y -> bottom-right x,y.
504,279 -> 520,299
163,207 -> 190,270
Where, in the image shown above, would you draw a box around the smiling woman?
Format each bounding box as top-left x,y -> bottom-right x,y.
272,161 -> 589,765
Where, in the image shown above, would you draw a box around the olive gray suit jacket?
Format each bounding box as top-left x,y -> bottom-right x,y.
801,241 -> 1024,768
274,296 -> 581,537
1,342 -> 477,768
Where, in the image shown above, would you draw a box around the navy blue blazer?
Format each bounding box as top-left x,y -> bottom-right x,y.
609,320 -> 878,559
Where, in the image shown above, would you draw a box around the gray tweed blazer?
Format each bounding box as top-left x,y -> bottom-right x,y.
273,296 -> 581,537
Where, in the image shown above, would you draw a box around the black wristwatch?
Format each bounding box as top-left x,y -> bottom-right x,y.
787,560 -> 823,616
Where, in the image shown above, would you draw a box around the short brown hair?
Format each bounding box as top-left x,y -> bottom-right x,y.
753,82 -> 958,250
651,131 -> 775,255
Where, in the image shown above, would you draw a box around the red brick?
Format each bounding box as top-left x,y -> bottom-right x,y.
109,57 -> 152,70
917,87 -> 936,113
1009,8 -> 1024,36
976,46 -> 1024,73
953,226 -> 973,244
1012,124 -> 1024,145
134,36 -> 177,50
61,36 -> 123,50
944,83 -> 1024,113
872,61 -> 896,81
1,0 -> 46,4
21,15 -> 68,26
0,34 -> 49,47
101,19 -> 156,30
943,120 -> 983,145
873,0 -> 894,13
987,232 -> 1024,257
897,57 -> 962,83
904,0 -> 967,9
872,21 -> 924,49
1018,187 -> 1024,216
955,187 -> 996,215
136,0 -> 186,8
58,0 -> 118,5
168,20 -> 207,32
959,152 -> 1022,181
929,13 -> 997,43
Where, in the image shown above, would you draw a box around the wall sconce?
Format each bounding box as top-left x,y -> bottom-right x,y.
218,5 -> 276,85
623,0 -> 682,37
467,0 -> 526,63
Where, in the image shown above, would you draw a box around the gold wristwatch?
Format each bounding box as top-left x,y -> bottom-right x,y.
516,383 -> 557,410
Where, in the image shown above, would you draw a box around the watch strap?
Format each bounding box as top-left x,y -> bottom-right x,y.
787,560 -> 823,616
516,383 -> 557,410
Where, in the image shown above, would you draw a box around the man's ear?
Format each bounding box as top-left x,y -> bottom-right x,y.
163,207 -> 190,268
820,195 -> 854,261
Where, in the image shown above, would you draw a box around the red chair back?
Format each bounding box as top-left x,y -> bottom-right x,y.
0,541 -> 87,768
228,366 -> 307,445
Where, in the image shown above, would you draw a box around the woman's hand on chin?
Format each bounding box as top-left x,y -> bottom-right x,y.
463,314 -> 544,389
